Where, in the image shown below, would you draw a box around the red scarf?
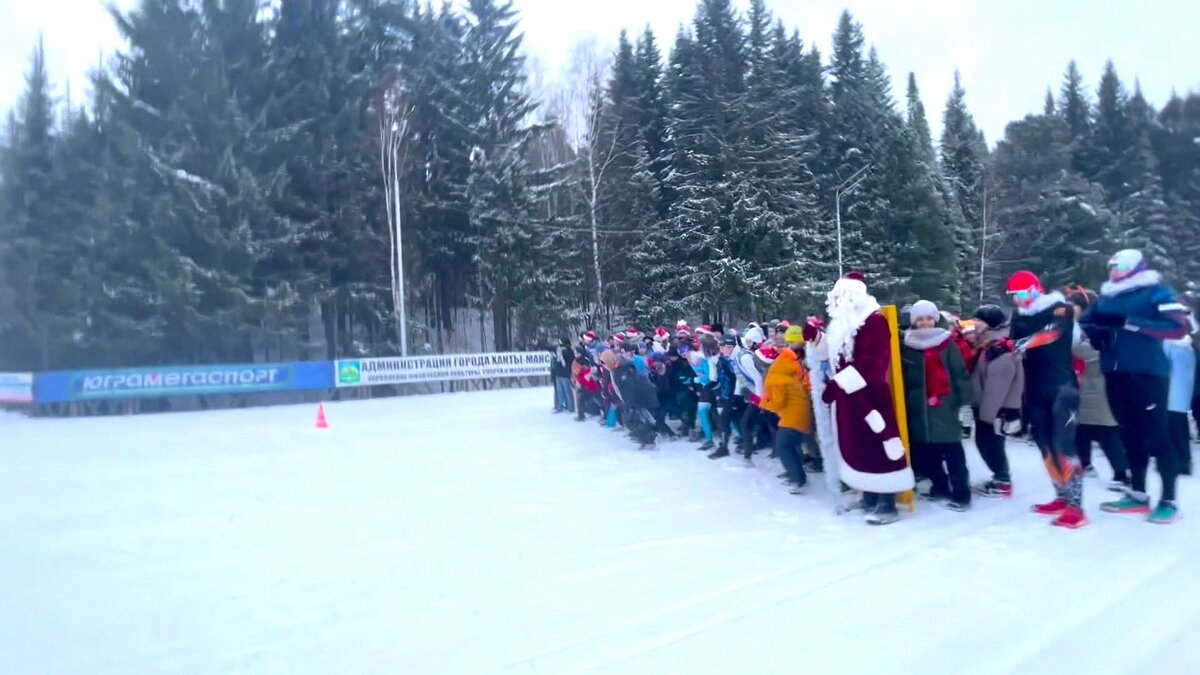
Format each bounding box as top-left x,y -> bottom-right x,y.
924,341 -> 951,403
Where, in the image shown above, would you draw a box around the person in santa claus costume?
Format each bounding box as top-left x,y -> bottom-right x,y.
821,273 -> 914,525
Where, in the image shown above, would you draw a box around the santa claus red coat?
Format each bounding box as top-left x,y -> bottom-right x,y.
821,276 -> 915,493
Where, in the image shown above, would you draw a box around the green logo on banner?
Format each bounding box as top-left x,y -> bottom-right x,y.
338,361 -> 361,385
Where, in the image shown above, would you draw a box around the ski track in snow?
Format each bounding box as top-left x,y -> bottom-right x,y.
2,391 -> 1199,674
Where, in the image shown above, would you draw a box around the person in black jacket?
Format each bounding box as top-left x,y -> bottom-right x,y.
606,353 -> 660,448
550,338 -> 575,413
1007,270 -> 1087,529
668,342 -> 698,437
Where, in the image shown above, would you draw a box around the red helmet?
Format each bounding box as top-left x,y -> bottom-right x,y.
1006,270 -> 1043,295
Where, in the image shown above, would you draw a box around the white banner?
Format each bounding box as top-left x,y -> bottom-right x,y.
0,372 -> 34,405
335,352 -> 552,387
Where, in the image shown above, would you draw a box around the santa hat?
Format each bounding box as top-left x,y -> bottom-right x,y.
624,327 -> 642,341
675,323 -> 692,337
695,325 -> 713,336
755,345 -> 779,364
653,327 -> 670,343
612,333 -> 625,345
582,331 -> 598,342
830,274 -> 868,299
1006,270 -> 1043,295
802,316 -> 824,343
777,320 -> 791,330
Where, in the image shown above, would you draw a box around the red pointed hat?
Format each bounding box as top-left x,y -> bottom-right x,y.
843,271 -> 866,282
1006,270 -> 1043,294
755,345 -> 779,363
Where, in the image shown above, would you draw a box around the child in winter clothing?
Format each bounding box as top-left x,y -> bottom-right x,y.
1067,288 -> 1131,492
708,334 -> 742,459
1165,335 -> 1196,476
752,345 -> 781,453
901,300 -> 973,511
1082,249 -> 1191,523
668,341 -> 698,436
969,305 -> 1024,498
732,326 -> 769,459
761,326 -> 813,492
692,334 -> 722,451
572,347 -> 602,420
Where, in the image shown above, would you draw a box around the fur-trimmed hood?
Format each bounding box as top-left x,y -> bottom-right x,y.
1017,291 -> 1066,316
1101,270 -> 1163,297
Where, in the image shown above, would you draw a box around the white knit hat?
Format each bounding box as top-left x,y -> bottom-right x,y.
910,300 -> 940,323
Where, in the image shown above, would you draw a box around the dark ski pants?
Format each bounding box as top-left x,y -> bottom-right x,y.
1026,384 -> 1082,507
1076,424 -> 1129,481
1168,411 -> 1192,475
739,403 -> 761,454
718,397 -> 746,448
974,413 -> 1011,483
913,441 -> 970,503
759,410 -> 780,453
775,428 -> 809,485
677,391 -> 698,432
1107,373 -> 1177,502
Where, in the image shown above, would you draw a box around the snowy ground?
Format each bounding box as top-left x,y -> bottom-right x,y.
3,388 -> 1200,675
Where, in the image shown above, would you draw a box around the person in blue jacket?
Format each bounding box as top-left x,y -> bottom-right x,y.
1081,249 -> 1192,524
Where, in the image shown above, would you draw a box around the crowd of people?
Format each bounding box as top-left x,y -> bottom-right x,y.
547,249 -> 1199,528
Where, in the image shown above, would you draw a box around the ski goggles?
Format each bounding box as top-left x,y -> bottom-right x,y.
1108,260 -> 1136,274
1007,288 -> 1036,302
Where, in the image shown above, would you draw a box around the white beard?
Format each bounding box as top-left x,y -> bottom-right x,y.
825,290 -> 881,366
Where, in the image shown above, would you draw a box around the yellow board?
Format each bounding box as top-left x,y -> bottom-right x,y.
881,305 -> 915,512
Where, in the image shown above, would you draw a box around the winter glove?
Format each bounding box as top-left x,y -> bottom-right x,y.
958,406 -> 973,428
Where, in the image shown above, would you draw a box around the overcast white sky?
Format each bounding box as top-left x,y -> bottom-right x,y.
2,0 -> 1199,144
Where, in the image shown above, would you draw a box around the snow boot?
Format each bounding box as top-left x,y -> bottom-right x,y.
865,508 -> 900,526
1100,494 -> 1151,515
698,440 -> 715,452
1148,501 -> 1181,524
707,446 -> 730,460
973,480 -> 1013,498
945,500 -> 971,512
1051,506 -> 1089,529
1031,498 -> 1068,516
788,480 -> 808,495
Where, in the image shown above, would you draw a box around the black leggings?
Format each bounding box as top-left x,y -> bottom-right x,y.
1075,424 -> 1128,480
1107,373 -> 1176,501
1026,384 -> 1082,508
974,414 -> 1011,483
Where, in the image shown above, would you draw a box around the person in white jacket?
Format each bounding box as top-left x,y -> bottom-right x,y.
734,326 -> 767,458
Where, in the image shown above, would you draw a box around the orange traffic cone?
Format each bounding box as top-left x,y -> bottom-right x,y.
315,403 -> 329,429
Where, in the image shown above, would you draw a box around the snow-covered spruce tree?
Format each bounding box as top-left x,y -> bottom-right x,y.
939,71 -> 986,307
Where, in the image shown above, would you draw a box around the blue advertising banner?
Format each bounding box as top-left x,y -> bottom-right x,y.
34,361 -> 334,403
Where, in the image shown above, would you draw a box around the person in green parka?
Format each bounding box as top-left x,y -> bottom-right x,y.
901,300 -> 974,511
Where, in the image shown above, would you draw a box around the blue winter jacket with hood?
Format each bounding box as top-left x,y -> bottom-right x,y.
1081,270 -> 1191,379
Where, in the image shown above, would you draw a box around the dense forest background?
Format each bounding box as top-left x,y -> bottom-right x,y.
2,0 -> 1198,371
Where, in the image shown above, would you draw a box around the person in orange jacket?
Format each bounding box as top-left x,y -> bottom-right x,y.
761,325 -> 814,493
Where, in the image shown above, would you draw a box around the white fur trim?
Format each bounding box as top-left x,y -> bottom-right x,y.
839,457 -> 915,493
1100,270 -> 1162,297
903,327 -> 951,350
865,410 -> 885,434
883,437 -> 906,461
1158,302 -> 1187,313
833,365 -> 867,394
1017,291 -> 1066,316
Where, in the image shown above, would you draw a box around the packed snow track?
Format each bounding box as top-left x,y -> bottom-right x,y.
3,387 -> 1199,674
